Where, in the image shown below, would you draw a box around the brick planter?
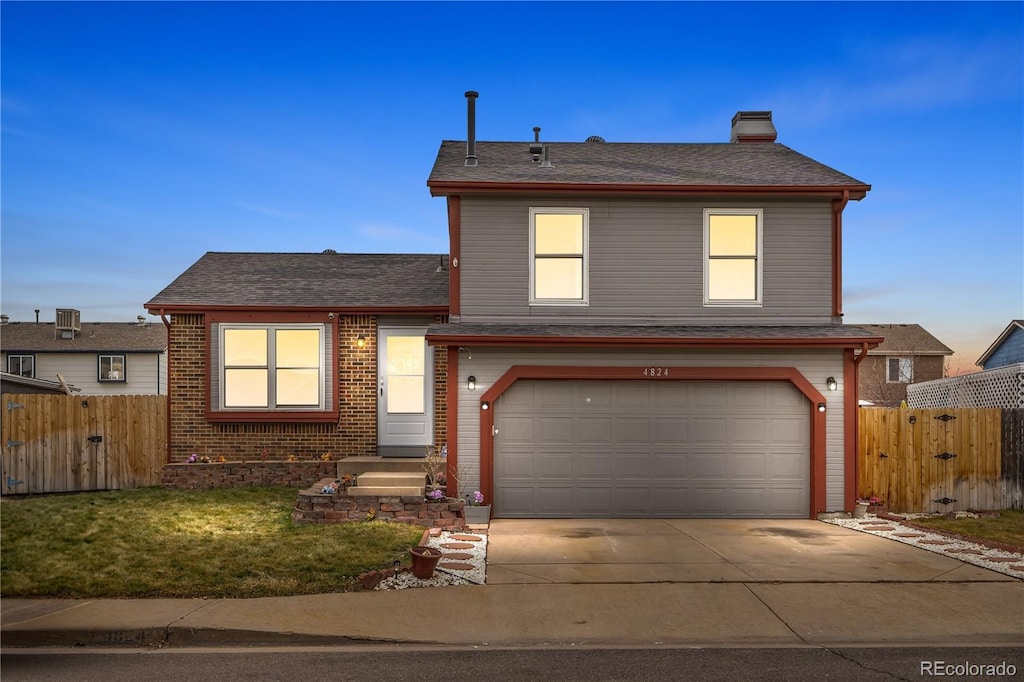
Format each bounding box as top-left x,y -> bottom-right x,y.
162,461 -> 338,490
292,482 -> 466,530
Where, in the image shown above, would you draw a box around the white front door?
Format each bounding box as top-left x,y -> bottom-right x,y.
377,327 -> 433,456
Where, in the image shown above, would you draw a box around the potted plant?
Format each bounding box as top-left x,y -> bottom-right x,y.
463,490 -> 491,525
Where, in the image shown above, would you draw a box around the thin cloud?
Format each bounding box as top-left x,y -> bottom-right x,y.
357,223 -> 446,250
843,285 -> 906,304
228,201 -> 312,221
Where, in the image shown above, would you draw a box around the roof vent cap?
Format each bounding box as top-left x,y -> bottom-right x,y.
585,135 -> 605,143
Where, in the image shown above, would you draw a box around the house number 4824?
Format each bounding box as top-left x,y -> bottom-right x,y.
643,367 -> 669,377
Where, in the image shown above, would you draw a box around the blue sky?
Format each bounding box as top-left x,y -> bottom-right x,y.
2,1 -> 1021,372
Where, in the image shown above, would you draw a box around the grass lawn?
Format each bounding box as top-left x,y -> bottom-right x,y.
908,509 -> 1024,549
1,487 -> 425,598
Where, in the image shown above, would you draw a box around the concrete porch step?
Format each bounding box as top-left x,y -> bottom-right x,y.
355,471 -> 428,488
349,486 -> 425,497
337,457 -> 426,476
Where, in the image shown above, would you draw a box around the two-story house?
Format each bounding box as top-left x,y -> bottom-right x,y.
425,93 -> 881,519
0,309 -> 167,395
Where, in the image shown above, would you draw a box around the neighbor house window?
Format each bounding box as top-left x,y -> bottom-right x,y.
704,208 -> 763,306
530,207 -> 589,305
219,324 -> 324,410
99,355 -> 126,382
887,357 -> 913,383
8,354 -> 34,378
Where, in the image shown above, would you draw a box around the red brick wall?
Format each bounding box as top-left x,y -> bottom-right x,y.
167,313 -> 448,463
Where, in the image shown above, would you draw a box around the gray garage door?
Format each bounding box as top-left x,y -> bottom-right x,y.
494,380 -> 809,518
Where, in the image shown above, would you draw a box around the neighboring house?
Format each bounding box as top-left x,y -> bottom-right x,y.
424,96 -> 881,519
977,320 -> 1024,370
0,371 -> 80,395
906,320 -> 1024,409
0,309 -> 167,395
145,253 -> 448,462
855,323 -> 953,407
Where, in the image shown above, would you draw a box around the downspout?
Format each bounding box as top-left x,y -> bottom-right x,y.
160,310 -> 172,464
831,190 -> 850,319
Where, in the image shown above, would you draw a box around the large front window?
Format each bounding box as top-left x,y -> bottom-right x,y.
704,209 -> 763,306
530,207 -> 589,304
220,325 -> 324,410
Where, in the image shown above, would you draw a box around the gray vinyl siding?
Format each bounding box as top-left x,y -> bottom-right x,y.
454,347 -> 847,512
459,197 -> 834,324
25,352 -> 166,395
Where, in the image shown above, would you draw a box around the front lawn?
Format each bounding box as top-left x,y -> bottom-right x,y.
908,509 -> 1024,550
0,487 -> 424,598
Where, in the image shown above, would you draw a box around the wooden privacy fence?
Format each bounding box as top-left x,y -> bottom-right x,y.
1,394 -> 167,495
858,407 -> 1024,513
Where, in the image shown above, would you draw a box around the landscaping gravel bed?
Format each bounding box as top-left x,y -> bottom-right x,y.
823,514 -> 1024,579
374,530 -> 488,590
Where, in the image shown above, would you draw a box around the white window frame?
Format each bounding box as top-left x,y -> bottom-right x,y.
529,207 -> 589,306
887,356 -> 913,383
7,354 -> 34,378
217,323 -> 326,411
703,208 -> 763,307
98,354 -> 126,382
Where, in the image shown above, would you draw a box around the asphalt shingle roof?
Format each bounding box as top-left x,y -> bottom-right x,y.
428,141 -> 870,191
146,252 -> 449,310
857,324 -> 953,355
0,322 -> 167,353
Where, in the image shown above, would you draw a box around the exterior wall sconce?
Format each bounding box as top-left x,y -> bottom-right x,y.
327,312 -> 336,320
467,375 -> 476,391
481,401 -> 490,410
356,335 -> 366,348
826,377 -> 838,391
817,402 -> 826,413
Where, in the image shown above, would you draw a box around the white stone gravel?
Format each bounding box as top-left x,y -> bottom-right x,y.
823,514 -> 1024,579
374,530 -> 488,590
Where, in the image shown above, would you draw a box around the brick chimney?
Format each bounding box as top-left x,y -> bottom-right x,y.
730,111 -> 777,143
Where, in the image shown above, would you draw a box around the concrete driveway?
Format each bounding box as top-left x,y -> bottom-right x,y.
486,519 -> 1016,584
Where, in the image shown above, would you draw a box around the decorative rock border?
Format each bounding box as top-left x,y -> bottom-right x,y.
162,461 -> 338,490
292,479 -> 466,530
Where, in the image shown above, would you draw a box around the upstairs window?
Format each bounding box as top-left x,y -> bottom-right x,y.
8,354 -> 34,378
704,209 -> 763,306
219,325 -> 324,410
887,357 -> 913,383
530,207 -> 589,305
99,355 -> 126,382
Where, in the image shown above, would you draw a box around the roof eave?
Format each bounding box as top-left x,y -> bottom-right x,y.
145,303 -> 449,315
426,333 -> 883,349
976,320 -> 1024,366
427,180 -> 870,200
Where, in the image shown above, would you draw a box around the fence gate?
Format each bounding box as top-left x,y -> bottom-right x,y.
924,412 -> 959,512
858,408 -> 1008,513
1,394 -> 167,495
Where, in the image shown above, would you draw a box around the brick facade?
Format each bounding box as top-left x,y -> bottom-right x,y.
167,313 -> 447,462
162,460 -> 338,489
859,354 -> 946,407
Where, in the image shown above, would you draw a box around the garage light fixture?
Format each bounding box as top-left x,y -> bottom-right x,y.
817,402 -> 826,413
826,376 -> 838,391
356,335 -> 366,348
481,401 -> 490,410
468,375 -> 476,391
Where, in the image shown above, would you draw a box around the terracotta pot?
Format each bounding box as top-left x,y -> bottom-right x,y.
409,546 -> 443,579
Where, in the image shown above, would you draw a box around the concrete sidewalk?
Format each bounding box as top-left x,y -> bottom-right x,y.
4,581 -> 1023,648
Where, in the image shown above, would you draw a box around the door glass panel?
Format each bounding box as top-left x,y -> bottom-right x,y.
386,335 -> 425,414
388,376 -> 425,413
